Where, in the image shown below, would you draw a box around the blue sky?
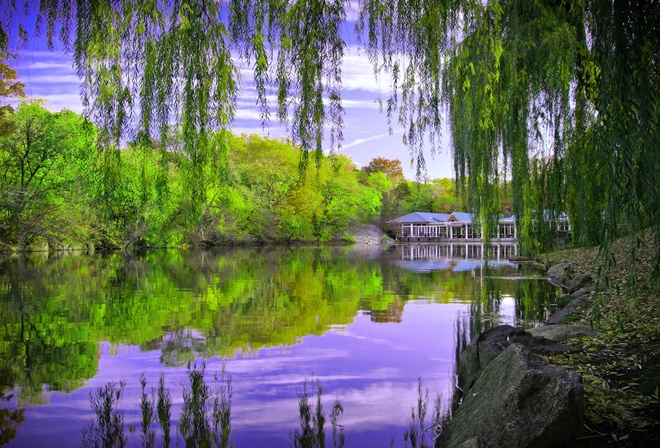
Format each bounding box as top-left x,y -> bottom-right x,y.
8,4 -> 455,180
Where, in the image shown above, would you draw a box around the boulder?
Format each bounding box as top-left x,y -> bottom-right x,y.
544,296 -> 592,325
440,344 -> 584,448
571,284 -> 597,298
528,324 -> 598,341
568,273 -> 593,293
455,437 -> 493,448
547,263 -> 570,287
348,224 -> 394,245
457,325 -> 579,393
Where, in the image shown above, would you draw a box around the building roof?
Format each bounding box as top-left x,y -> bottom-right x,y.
392,211 -> 519,225
447,212 -> 474,223
392,212 -> 451,224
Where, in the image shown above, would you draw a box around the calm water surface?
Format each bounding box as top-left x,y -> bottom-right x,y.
0,244 -> 560,447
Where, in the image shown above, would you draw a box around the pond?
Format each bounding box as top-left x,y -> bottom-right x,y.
0,243 -> 561,447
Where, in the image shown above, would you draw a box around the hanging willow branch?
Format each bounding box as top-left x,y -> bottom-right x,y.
1,0 -> 658,272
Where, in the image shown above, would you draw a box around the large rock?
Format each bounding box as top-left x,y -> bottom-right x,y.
456,325 -> 579,393
528,324 -> 598,341
440,344 -> 584,448
544,295 -> 592,325
348,224 -> 394,245
547,263 -> 570,287
571,284 -> 597,298
568,273 -> 593,293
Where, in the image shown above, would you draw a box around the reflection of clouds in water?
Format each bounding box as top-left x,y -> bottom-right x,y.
230,374 -> 452,432
13,302 -> 461,447
334,379 -> 452,430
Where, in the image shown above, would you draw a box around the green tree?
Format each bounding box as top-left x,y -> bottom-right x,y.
431,178 -> 462,214
0,100 -> 96,249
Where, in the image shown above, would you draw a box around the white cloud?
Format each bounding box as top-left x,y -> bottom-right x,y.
341,132 -> 393,151
345,1 -> 362,23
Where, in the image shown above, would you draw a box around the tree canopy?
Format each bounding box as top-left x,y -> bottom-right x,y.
1,1 -> 658,269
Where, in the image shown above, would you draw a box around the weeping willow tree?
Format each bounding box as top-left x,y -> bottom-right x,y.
1,0 -> 658,270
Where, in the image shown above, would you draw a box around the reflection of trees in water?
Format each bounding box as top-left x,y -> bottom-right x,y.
513,280 -> 561,324
0,405 -> 25,447
365,296 -> 405,323
0,247 -> 387,400
159,328 -> 207,367
0,262 -> 99,407
0,247 -> 559,418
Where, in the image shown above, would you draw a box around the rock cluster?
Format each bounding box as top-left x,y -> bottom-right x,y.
438,261 -> 602,447
438,326 -> 585,448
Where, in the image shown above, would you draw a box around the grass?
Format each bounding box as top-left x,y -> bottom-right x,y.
80,371 -> 448,447
290,379 -> 344,448
81,380 -> 128,448
404,378 -> 448,448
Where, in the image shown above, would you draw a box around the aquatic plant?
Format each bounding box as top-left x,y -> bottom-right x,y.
156,374 -> 172,448
81,380 -> 127,448
403,379 -> 448,448
139,374 -> 155,448
179,362 -> 234,448
291,379 -> 345,448
79,370 -> 457,447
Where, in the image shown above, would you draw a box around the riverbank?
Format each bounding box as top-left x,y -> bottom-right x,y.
541,232 -> 660,447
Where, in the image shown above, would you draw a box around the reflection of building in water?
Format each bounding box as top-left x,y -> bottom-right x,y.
400,242 -> 518,262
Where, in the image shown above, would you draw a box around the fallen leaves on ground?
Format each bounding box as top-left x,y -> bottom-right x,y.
542,232 -> 660,447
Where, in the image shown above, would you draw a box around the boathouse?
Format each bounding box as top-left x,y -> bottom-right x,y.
393,212 -> 450,239
393,211 -> 519,242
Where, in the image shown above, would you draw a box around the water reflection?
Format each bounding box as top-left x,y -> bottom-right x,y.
397,241 -> 519,264
0,245 -> 560,447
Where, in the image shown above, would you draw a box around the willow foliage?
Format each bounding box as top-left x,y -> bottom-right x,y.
359,0 -> 658,269
1,1 -> 658,270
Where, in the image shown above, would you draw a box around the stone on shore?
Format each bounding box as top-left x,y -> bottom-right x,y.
440,343 -> 584,448
348,224 -> 394,245
456,325 -> 579,393
547,263 -> 570,287
528,324 -> 598,341
544,295 -> 592,325
568,273 -> 593,293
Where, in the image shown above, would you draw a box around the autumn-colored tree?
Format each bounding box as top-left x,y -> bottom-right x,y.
361,157 -> 404,185
0,54 -> 25,136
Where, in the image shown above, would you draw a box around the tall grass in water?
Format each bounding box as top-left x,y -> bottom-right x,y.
81,370 -> 450,447
403,379 -> 449,448
139,374 -> 156,448
179,362 -> 234,448
291,380 -> 345,448
81,364 -> 233,448
212,365 -> 233,448
156,374 -> 172,448
81,380 -> 128,448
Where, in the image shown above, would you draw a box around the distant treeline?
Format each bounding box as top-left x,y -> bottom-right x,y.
1,100 -> 478,251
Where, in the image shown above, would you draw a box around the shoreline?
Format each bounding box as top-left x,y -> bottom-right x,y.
539,233 -> 660,447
